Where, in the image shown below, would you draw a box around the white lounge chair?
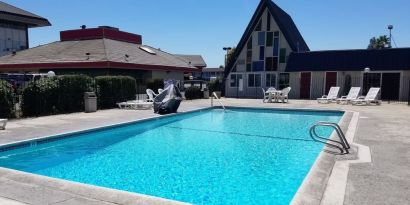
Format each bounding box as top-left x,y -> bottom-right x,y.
317,87 -> 340,103
351,87 -> 381,105
117,100 -> 153,109
0,119 -> 7,130
261,88 -> 270,103
337,87 -> 361,104
146,89 -> 158,102
277,87 -> 291,103
158,88 -> 164,94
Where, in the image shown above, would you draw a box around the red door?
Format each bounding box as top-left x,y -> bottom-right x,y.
300,72 -> 311,99
325,72 -> 337,94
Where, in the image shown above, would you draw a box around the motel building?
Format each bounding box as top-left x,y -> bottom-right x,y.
225,0 -> 410,101
0,26 -> 201,85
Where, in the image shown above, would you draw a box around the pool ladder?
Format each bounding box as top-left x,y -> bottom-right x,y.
310,121 -> 350,154
211,92 -> 226,111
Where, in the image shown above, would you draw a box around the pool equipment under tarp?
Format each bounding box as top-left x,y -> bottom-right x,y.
153,83 -> 182,114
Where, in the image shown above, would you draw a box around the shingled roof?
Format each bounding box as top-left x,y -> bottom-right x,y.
0,38 -> 197,72
175,54 -> 207,68
286,48 -> 410,72
0,1 -> 50,27
225,0 -> 309,78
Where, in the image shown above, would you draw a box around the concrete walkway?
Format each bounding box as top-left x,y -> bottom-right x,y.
0,99 -> 409,204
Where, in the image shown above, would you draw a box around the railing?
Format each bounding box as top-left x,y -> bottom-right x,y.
212,92 -> 226,111
310,121 -> 350,154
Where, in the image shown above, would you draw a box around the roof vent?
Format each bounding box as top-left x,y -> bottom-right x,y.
139,46 -> 156,55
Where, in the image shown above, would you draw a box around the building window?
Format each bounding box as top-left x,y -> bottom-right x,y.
248,74 -> 261,87
273,31 -> 279,56
259,46 -> 264,60
266,73 -> 276,87
255,20 -> 262,31
279,73 -> 290,89
279,48 -> 286,63
267,13 -> 271,31
266,32 -> 273,47
230,74 -> 242,87
272,57 -> 278,70
252,61 -> 264,72
247,36 -> 252,49
258,32 -> 265,46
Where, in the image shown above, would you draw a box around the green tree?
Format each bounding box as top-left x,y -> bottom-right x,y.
226,47 -> 236,66
368,35 -> 390,49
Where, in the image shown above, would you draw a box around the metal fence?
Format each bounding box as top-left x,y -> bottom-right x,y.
226,76 -> 410,105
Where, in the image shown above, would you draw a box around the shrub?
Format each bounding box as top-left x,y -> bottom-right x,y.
22,75 -> 93,117
22,78 -> 59,116
96,76 -> 136,109
208,79 -> 222,93
146,79 -> 164,91
56,75 -> 93,113
0,80 -> 14,118
185,86 -> 202,100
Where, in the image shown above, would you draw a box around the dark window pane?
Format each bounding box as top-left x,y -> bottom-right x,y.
273,37 -> 279,56
258,32 -> 265,46
265,57 -> 273,71
247,37 -> 252,49
267,13 -> 271,31
259,46 -> 265,60
255,20 -> 262,31
246,50 -> 252,62
279,73 -> 290,89
266,32 -> 273,47
274,31 -> 279,37
248,74 -> 255,87
279,48 -> 286,63
246,63 -> 252,72
252,61 -> 264,72
230,75 -> 236,87
255,74 -> 261,87
272,57 -> 278,71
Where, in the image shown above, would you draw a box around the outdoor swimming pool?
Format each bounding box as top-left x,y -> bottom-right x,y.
0,108 -> 342,205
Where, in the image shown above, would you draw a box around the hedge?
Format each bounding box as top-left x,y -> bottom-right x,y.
146,79 -> 164,92
0,80 -> 14,118
22,75 -> 93,117
95,76 -> 136,109
185,86 -> 202,100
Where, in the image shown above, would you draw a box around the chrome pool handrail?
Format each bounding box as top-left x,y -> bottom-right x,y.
310,121 -> 350,154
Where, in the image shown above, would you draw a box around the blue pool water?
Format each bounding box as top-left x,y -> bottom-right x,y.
0,108 -> 342,205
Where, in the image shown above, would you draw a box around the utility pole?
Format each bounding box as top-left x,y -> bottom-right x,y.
388,25 -> 393,48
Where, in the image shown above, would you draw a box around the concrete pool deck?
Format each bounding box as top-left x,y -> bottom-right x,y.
0,99 -> 409,204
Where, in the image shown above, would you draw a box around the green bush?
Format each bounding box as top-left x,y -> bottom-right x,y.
146,79 -> 164,91
22,75 -> 93,117
185,86 -> 202,100
96,76 -> 136,109
208,79 -> 222,93
0,80 -> 14,118
22,78 -> 59,116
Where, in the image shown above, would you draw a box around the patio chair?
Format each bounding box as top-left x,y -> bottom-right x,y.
117,100 -> 153,110
317,87 -> 340,103
337,87 -> 361,104
261,88 -> 270,103
351,87 -> 381,105
277,87 -> 291,103
0,119 -> 7,130
146,89 -> 158,102
158,88 -> 164,94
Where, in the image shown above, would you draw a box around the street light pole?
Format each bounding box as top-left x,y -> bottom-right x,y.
388,25 -> 393,48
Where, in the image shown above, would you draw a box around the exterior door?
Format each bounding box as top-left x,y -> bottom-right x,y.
300,72 -> 311,99
381,73 -> 400,100
325,72 -> 337,94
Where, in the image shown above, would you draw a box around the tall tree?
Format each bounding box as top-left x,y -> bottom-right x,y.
367,35 -> 390,49
226,47 -> 236,66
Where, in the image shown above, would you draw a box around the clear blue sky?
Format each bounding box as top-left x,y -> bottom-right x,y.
5,0 -> 410,68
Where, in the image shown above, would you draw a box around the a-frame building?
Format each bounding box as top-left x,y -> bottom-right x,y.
225,0 -> 309,98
